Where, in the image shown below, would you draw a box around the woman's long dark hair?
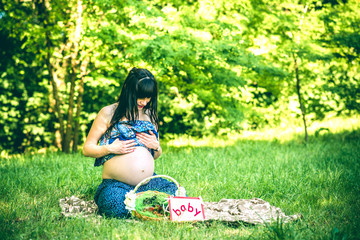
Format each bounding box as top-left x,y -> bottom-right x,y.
109,67 -> 159,130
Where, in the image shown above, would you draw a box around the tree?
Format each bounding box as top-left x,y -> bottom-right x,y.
1,0 -> 124,152
1,0 -> 359,153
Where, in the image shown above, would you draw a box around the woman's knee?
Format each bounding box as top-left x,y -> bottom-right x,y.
95,186 -> 131,218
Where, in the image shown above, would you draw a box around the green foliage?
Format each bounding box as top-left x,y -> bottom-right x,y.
0,22 -> 56,153
0,0 -> 359,152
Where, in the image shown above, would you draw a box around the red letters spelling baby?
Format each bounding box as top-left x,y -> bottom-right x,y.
168,197 -> 205,221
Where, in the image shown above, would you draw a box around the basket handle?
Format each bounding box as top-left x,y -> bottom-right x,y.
124,175 -> 186,212
132,175 -> 180,193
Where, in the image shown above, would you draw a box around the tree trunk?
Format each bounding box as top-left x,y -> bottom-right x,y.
38,0 -> 87,152
63,0 -> 83,153
63,72 -> 76,152
44,26 -> 66,150
72,79 -> 83,152
293,55 -> 308,142
72,56 -> 89,152
293,4 -> 309,143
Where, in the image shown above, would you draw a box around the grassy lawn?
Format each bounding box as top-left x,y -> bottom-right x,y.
1,117 -> 359,239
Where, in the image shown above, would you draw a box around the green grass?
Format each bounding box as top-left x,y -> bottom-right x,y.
1,117 -> 360,239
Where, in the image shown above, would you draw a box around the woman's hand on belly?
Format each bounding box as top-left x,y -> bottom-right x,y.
102,147 -> 155,186
107,139 -> 137,154
136,131 -> 160,151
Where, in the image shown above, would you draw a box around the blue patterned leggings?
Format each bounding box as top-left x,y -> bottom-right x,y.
94,174 -> 178,218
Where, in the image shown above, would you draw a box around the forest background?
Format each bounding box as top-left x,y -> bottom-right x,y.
0,0 -> 359,154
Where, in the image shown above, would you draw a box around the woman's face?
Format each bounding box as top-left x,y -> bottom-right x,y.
137,98 -> 151,110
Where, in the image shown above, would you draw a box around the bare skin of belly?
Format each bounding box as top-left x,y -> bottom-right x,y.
102,147 -> 154,186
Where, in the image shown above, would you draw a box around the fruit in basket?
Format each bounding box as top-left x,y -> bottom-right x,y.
134,191 -> 171,219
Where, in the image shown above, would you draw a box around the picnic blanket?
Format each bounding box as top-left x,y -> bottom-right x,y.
59,196 -> 300,224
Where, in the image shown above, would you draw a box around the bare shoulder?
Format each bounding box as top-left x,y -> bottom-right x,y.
143,109 -> 158,130
141,109 -> 152,122
99,103 -> 117,123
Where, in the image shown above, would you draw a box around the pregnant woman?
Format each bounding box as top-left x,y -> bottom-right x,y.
83,67 -> 177,218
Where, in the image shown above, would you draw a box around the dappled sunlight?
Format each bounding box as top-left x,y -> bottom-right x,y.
2,117 -> 359,239
1,0 -> 360,238
166,135 -> 237,148
248,35 -> 277,56
221,228 -> 253,238
196,0 -> 217,21
166,115 -> 360,147
188,29 -> 213,41
319,196 -> 341,209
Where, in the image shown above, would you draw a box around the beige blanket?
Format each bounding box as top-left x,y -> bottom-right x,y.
59,196 -> 300,224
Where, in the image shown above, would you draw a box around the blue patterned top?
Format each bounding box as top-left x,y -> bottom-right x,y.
94,120 -> 159,167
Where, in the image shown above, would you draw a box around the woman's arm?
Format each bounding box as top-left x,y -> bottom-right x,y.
153,144 -> 162,160
136,130 -> 162,159
83,105 -> 137,158
82,106 -> 113,158
83,104 -> 136,158
153,122 -> 162,159
135,111 -> 162,158
136,111 -> 162,159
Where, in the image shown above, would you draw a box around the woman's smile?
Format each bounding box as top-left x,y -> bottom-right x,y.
137,98 -> 151,109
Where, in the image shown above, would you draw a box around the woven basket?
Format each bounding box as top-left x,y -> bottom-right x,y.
124,175 -> 186,221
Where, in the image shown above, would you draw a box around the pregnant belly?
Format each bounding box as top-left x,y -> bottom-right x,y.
102,147 -> 155,186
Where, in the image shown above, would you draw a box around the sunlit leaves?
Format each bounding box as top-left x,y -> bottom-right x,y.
0,0 -> 359,152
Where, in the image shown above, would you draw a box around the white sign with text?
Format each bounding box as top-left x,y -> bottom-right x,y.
168,196 -> 205,222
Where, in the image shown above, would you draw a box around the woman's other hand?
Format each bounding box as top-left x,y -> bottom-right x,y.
136,130 -> 160,150
107,139 -> 137,154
